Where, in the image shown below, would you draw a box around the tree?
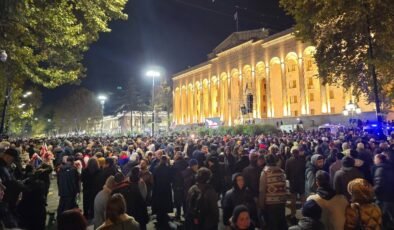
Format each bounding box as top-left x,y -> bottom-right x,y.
279,0 -> 394,113
0,0 -> 128,88
53,88 -> 102,134
154,79 -> 172,130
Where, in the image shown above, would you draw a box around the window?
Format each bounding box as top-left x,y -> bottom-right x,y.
309,93 -> 314,102
329,90 -> 335,99
287,64 -> 296,73
330,107 -> 335,113
306,60 -> 313,71
310,109 -> 315,115
289,80 -> 297,89
290,96 -> 298,104
307,77 -> 314,89
263,107 -> 267,113
293,110 -> 299,116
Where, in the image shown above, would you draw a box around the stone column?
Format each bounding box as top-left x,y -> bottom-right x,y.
281,62 -> 288,116
265,67 -> 272,117
298,57 -> 307,115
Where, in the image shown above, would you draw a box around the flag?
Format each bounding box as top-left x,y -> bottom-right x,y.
234,11 -> 238,21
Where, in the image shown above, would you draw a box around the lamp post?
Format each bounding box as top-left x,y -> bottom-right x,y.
343,101 -> 361,126
0,50 -> 9,135
146,70 -> 160,136
98,95 -> 107,135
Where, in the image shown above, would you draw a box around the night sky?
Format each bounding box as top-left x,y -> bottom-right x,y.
43,0 -> 293,113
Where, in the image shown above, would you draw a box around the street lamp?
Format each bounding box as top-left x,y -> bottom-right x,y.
146,70 -> 161,136
343,101 -> 361,126
0,50 -> 9,135
98,95 -> 107,135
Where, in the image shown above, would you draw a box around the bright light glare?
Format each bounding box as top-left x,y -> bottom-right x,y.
98,95 -> 107,101
146,70 -> 161,77
343,110 -> 349,116
355,108 -> 361,114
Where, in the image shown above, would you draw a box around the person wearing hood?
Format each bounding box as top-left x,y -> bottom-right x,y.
226,205 -> 255,230
345,178 -> 382,229
285,148 -> 306,224
57,156 -> 80,218
307,170 -> 348,230
289,199 -> 324,230
93,176 -> 116,229
373,153 -> 394,229
233,150 -> 250,174
333,156 -> 364,200
305,154 -> 324,196
223,173 -> 257,227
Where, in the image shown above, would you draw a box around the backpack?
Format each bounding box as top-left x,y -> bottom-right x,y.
188,185 -> 206,226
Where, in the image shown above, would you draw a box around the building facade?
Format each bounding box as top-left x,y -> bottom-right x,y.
172,28 -> 376,126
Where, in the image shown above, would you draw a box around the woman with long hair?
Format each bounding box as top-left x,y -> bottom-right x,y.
96,193 -> 140,230
81,157 -> 101,219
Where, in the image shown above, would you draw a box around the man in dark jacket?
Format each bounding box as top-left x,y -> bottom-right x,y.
152,155 -> 174,229
182,159 -> 198,215
305,154 -> 324,196
97,157 -> 118,189
186,167 -> 219,230
223,173 -> 257,227
285,148 -> 306,222
373,152 -> 394,229
173,152 -> 189,220
333,156 -> 364,200
57,156 -> 80,217
242,151 -> 261,198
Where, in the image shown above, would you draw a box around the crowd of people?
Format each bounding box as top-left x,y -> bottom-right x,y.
0,128 -> 393,230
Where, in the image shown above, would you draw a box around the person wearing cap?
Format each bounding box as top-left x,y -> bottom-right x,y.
305,154 -> 324,196
227,205 -> 255,230
333,156 -> 364,200
0,148 -> 18,183
289,199 -> 324,230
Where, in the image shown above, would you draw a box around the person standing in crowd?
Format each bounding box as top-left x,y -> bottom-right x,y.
207,156 -> 224,196
227,205 -> 254,230
93,176 -> 116,229
223,173 -> 257,227
328,149 -> 343,186
289,200 -> 324,230
97,158 -> 118,190
57,156 -> 80,217
242,151 -> 260,199
58,209 -> 87,230
373,153 -> 394,229
285,148 -> 306,223
259,154 -> 287,230
97,193 -> 140,230
139,159 -> 153,205
0,178 -> 19,228
186,167 -> 219,230
81,158 -> 101,220
307,170 -> 348,230
172,152 -> 188,220
334,156 -> 364,200
181,159 -> 198,215
152,155 -> 174,229
305,154 -> 324,196
345,178 -> 382,229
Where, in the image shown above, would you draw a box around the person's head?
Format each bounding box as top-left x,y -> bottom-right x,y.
249,151 -> 259,164
104,157 -> 114,168
114,172 -> 125,184
347,178 -> 374,204
0,148 -> 18,166
302,200 -> 322,220
129,167 -> 140,183
311,154 -> 324,169
315,170 -> 330,189
232,173 -> 245,190
57,209 -> 87,230
265,154 -> 277,166
104,175 -> 116,191
106,193 -> 127,224
201,145 -> 209,154
196,167 -> 212,184
207,156 -> 218,168
291,148 -> 300,157
86,158 -> 99,173
257,154 -> 265,167
189,159 -> 198,172
341,156 -> 355,168
231,205 -> 251,230
374,154 -> 387,165
155,150 -> 163,159
140,158 -> 148,170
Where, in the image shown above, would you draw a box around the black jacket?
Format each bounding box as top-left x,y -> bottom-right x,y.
285,156 -> 306,194
152,163 -> 174,214
373,162 -> 394,202
57,164 -> 80,197
242,162 -> 261,197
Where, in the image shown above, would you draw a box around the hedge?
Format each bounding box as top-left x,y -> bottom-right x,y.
195,124 -> 280,137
